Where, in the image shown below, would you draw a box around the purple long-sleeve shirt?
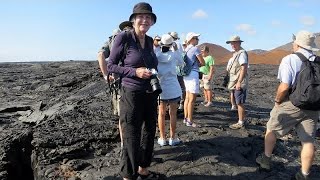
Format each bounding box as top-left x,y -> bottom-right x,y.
107,30 -> 158,91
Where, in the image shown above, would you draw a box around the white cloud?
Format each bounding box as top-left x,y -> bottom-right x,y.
300,16 -> 316,26
271,20 -> 282,27
235,24 -> 256,35
192,9 -> 208,19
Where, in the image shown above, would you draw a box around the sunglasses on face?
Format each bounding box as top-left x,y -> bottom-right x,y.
193,37 -> 199,40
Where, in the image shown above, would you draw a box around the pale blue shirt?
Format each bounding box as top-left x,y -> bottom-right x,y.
185,44 -> 201,72
278,48 -> 316,86
156,50 -> 184,100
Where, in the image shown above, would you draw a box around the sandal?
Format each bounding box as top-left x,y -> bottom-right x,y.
137,171 -> 164,180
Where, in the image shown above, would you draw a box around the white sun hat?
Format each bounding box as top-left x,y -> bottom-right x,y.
159,34 -> 174,46
293,30 -> 319,51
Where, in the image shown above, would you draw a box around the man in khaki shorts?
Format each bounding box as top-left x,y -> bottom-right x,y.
256,30 -> 319,180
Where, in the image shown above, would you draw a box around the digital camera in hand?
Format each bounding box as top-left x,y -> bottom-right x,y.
148,68 -> 162,94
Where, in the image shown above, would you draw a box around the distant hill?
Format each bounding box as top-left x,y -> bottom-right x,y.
202,32 -> 319,65
249,49 -> 267,54
199,43 -> 231,65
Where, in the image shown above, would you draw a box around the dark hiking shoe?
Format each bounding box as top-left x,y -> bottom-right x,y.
256,153 -> 271,170
295,170 -> 309,180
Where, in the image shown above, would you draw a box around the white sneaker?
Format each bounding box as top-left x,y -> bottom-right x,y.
157,138 -> 167,146
231,105 -> 237,111
201,101 -> 207,105
204,102 -> 212,107
178,103 -> 183,110
169,138 -> 181,146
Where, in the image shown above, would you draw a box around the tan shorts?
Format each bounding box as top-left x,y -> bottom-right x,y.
267,101 -> 318,143
200,75 -> 212,90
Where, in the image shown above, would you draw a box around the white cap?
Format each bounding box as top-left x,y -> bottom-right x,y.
186,32 -> 200,42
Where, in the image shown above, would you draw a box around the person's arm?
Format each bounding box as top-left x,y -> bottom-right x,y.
208,65 -> 214,81
235,52 -> 248,90
235,64 -> 248,90
274,82 -> 289,106
97,52 -> 108,79
196,54 -> 205,66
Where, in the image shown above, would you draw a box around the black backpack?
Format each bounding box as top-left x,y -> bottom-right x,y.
289,52 -> 320,110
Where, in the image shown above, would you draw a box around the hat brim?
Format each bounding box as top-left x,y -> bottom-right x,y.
294,40 -> 320,51
226,40 -> 244,44
119,21 -> 132,31
159,42 -> 172,47
129,12 -> 157,24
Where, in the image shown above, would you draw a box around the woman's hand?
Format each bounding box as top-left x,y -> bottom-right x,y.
136,67 -> 152,79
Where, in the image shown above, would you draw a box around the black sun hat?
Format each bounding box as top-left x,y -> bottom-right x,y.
129,2 -> 157,23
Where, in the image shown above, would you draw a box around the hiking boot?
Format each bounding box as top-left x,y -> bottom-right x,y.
229,122 -> 244,129
295,170 -> 309,180
157,138 -> 167,146
256,153 -> 271,170
169,138 -> 181,146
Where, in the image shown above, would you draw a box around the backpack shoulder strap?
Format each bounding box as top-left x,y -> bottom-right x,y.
294,52 -> 308,62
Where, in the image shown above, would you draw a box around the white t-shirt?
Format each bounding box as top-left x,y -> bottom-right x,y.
278,48 -> 315,86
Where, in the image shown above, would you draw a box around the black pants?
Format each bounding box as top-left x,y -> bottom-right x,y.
177,75 -> 186,104
119,86 -> 158,179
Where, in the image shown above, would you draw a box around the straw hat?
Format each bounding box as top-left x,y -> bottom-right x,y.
226,35 -> 243,44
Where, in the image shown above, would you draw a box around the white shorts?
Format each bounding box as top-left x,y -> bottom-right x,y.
183,70 -> 200,94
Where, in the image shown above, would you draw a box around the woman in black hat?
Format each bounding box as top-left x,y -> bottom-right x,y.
107,2 -> 162,180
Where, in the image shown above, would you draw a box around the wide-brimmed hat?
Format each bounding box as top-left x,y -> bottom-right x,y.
293,30 -> 319,51
169,32 -> 180,40
226,35 -> 243,44
186,32 -> 200,42
119,21 -> 133,31
129,2 -> 157,23
159,34 -> 174,46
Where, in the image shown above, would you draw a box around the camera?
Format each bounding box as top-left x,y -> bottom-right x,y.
148,68 -> 162,94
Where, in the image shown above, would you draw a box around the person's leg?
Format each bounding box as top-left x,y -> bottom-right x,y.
138,92 -> 158,176
301,142 -> 315,174
237,103 -> 246,122
230,91 -> 236,110
168,102 -> 178,139
207,89 -> 213,103
184,92 -> 190,119
203,88 -> 208,103
264,129 -> 277,157
187,93 -> 197,122
119,87 -> 144,179
119,121 -> 123,147
178,75 -> 185,109
157,102 -> 166,140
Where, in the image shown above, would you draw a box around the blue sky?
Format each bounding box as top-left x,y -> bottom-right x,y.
0,0 -> 319,62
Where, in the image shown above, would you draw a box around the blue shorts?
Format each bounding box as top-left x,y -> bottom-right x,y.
233,89 -> 247,104
160,96 -> 181,104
